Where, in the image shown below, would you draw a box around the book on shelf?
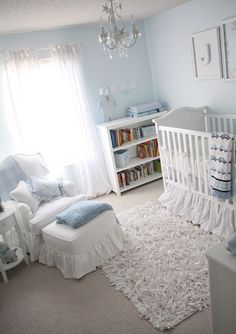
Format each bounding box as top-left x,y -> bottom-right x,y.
117,161 -> 159,188
110,126 -> 155,148
137,139 -> 159,159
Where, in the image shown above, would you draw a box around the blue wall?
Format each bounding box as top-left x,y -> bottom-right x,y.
1,0 -> 236,160
145,0 -> 236,113
0,22 -> 154,159
0,23 -> 154,123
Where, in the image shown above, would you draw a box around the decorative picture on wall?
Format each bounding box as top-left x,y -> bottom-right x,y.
191,27 -> 222,80
221,16 -> 236,81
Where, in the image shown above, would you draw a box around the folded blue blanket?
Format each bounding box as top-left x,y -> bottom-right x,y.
56,200 -> 114,229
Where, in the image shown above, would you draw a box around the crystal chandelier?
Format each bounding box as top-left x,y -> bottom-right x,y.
98,0 -> 142,58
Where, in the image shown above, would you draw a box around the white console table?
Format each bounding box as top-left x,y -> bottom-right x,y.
0,205 -> 29,283
207,241 -> 236,334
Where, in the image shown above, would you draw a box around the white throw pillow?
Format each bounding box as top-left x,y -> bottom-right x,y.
10,181 -> 41,213
14,153 -> 49,179
62,179 -> 77,196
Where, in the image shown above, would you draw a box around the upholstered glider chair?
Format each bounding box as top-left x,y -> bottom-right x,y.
0,154 -> 85,261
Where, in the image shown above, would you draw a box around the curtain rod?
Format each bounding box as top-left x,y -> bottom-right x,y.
0,43 -> 82,54
0,47 -> 50,54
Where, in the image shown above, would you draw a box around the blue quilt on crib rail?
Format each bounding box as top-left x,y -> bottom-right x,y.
56,200 -> 114,229
210,132 -> 234,200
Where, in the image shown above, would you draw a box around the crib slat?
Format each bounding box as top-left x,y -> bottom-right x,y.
216,118 -> 221,132
195,135 -> 202,192
208,117 -> 212,132
172,131 -> 180,184
209,116 -> 213,132
209,117 -> 213,132
164,130 -> 171,182
228,119 -> 230,133
188,134 -> 195,190
162,129 -> 170,182
230,119 -> 234,134
183,133 -> 187,153
213,118 -> 217,132
167,130 -> 174,181
204,114 -> 209,132
201,136 -> 208,195
177,132 -> 184,186
182,133 -> 188,187
158,130 -> 167,188
223,118 -> 228,132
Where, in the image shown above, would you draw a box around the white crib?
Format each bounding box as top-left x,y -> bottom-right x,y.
153,106 -> 236,238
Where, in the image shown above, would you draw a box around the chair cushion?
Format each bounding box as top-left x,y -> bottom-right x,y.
42,210 -> 116,255
28,194 -> 85,235
0,156 -> 27,201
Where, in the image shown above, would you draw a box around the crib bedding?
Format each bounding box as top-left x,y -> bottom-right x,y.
161,149 -> 236,196
159,183 -> 235,238
153,106 -> 236,238
160,147 -> 209,177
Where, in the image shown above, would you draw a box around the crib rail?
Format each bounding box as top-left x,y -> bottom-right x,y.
154,107 -> 236,206
205,112 -> 236,134
158,126 -> 211,195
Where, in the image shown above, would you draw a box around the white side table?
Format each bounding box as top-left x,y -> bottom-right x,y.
0,205 -> 29,283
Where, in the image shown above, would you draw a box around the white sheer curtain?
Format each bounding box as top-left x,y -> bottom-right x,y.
4,45 -> 111,197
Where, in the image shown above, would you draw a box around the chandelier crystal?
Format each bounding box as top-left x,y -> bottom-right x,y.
98,0 -> 142,58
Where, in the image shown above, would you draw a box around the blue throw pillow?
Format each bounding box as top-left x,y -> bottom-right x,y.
29,177 -> 61,202
0,156 -> 27,201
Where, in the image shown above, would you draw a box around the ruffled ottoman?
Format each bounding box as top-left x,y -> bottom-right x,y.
39,210 -> 125,279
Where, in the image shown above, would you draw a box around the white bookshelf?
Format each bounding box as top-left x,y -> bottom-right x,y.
97,112 -> 166,196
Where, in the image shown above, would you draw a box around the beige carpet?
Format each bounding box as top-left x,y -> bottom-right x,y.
0,180 -> 212,334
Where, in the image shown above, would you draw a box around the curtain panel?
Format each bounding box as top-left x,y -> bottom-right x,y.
4,45 -> 111,197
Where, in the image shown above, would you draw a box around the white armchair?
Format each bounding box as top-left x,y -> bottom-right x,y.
0,153 -> 85,261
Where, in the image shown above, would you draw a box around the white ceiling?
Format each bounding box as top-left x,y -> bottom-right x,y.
0,0 -> 189,35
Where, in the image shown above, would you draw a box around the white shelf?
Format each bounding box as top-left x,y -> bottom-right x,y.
2,248 -> 24,271
116,156 -> 160,172
97,111 -> 168,130
113,135 -> 157,152
120,172 -> 162,193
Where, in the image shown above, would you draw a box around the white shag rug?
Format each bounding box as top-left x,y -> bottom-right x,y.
102,201 -> 220,331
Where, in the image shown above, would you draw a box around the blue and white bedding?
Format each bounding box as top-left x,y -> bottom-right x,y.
210,132 -> 234,200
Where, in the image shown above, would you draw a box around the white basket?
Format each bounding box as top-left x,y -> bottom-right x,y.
114,150 -> 129,168
141,125 -> 156,137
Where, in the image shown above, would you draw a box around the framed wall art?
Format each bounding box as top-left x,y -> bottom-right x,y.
191,27 -> 222,80
221,16 -> 236,81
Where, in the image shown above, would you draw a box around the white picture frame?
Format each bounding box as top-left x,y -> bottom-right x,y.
191,27 -> 222,80
221,16 -> 236,81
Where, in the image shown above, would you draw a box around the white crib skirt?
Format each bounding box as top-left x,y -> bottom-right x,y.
160,183 -> 235,238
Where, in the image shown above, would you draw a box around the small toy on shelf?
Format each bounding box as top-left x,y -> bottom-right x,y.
0,242 -> 18,264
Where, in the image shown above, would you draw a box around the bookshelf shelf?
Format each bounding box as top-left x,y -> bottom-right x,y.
113,135 -> 157,152
116,156 -> 160,173
120,172 -> 162,193
97,112 -> 166,196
